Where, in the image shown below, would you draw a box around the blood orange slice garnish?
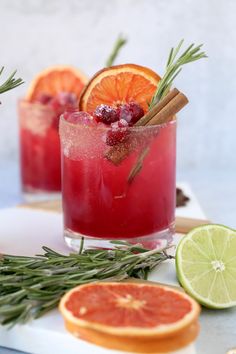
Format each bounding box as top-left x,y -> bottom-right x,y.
59,282 -> 200,340
79,64 -> 161,114
26,65 -> 88,102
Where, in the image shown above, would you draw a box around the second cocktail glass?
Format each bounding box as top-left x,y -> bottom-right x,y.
19,100 -> 62,198
18,66 -> 87,200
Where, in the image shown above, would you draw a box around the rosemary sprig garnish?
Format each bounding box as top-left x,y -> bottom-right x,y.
0,67 -> 24,95
149,39 -> 207,109
128,40 -> 207,184
106,34 -> 127,67
0,241 -> 173,326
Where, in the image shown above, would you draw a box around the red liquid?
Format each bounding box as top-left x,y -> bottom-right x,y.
19,101 -> 61,192
61,121 -> 176,239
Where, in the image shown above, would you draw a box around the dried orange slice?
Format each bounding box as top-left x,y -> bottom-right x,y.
26,65 -> 88,102
59,282 -> 200,353
79,64 -> 161,114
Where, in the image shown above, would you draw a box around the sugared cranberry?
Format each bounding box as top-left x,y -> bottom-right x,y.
114,119 -> 129,128
65,111 -> 95,125
36,93 -> 53,105
49,97 -> 61,112
49,92 -> 77,111
118,102 -> 144,125
56,92 -> 77,106
35,92 -> 77,111
93,104 -> 119,125
118,104 -> 133,123
106,119 -> 129,146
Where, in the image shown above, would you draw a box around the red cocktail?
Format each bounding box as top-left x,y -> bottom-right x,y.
60,113 -> 176,250
19,95 -> 77,197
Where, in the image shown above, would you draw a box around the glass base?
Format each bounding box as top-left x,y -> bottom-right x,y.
22,189 -> 61,203
64,223 -> 175,251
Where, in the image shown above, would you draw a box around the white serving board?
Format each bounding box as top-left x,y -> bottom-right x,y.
0,184 -> 205,354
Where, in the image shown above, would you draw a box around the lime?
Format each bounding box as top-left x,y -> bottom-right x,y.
176,224 -> 236,309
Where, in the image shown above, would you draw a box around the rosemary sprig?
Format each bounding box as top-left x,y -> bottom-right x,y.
128,40 -> 207,183
0,67 -> 24,95
0,241 -> 173,326
106,34 -> 127,67
149,39 -> 207,109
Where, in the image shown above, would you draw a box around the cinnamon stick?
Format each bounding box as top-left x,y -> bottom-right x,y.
146,91 -> 188,126
105,89 -> 188,165
135,88 -> 179,126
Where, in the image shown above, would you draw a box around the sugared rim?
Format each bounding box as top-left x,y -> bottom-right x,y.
18,98 -> 54,112
59,112 -> 176,132
59,282 -> 200,338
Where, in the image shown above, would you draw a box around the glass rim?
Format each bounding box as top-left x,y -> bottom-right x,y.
18,98 -> 55,112
60,113 -> 176,132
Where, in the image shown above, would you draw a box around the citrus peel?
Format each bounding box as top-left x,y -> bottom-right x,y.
26,65 -> 88,102
79,64 -> 161,114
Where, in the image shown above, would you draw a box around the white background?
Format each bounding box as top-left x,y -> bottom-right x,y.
0,0 -> 235,226
0,3 -> 235,353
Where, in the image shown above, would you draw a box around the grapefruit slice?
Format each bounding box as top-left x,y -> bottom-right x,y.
79,64 -> 161,114
59,282 -> 200,352
26,65 -> 88,102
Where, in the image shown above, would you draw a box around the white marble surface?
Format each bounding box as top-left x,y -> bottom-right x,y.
0,194 -> 235,354
0,208 -> 199,354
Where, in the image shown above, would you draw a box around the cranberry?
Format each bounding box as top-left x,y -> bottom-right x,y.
56,92 -> 77,106
36,93 -> 53,105
115,119 -> 129,128
106,119 -> 129,146
65,111 -> 95,126
93,104 -> 119,125
49,97 -> 61,112
118,104 -> 133,123
50,92 -> 76,110
35,92 -> 77,110
118,102 -> 144,125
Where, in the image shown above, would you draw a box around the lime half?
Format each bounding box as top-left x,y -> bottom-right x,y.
176,224 -> 236,309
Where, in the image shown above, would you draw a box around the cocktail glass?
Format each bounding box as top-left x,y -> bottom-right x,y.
60,114 -> 176,250
18,100 -> 62,200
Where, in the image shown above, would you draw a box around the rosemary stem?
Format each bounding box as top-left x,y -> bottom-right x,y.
105,34 -> 127,67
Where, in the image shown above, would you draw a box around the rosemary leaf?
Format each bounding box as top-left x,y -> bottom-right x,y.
149,40 -> 207,109
128,40 -> 207,184
0,67 -> 24,95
